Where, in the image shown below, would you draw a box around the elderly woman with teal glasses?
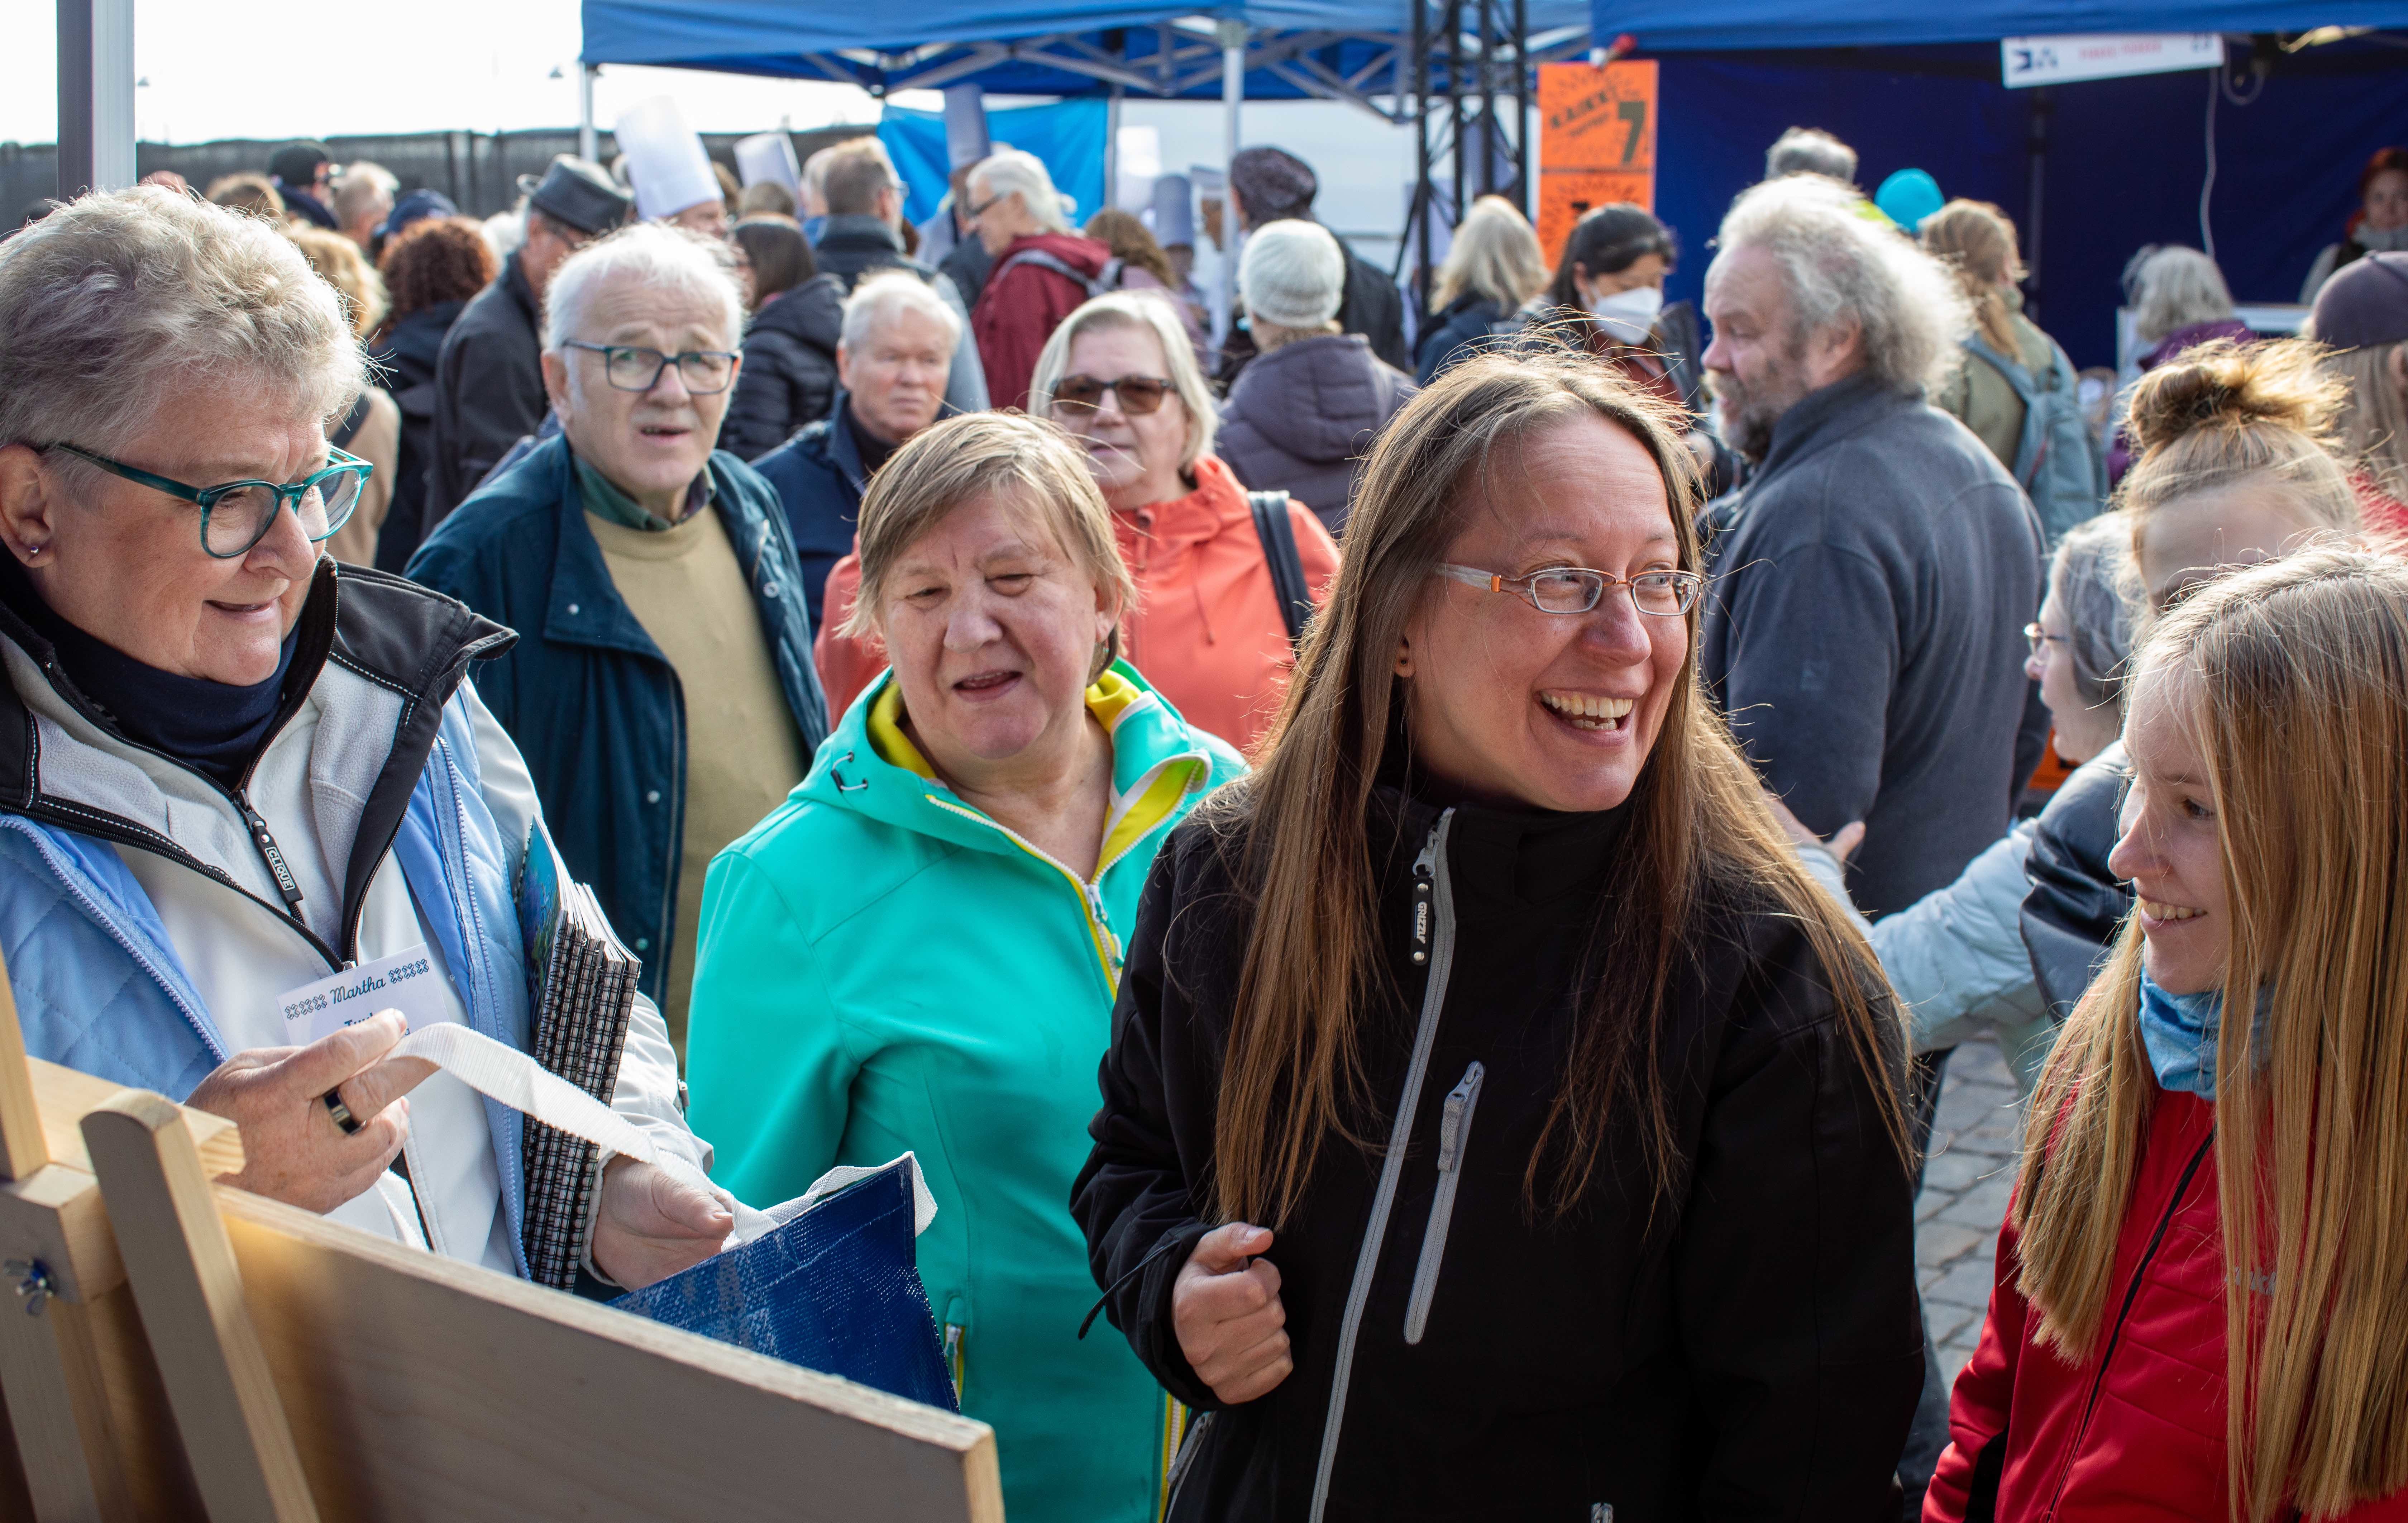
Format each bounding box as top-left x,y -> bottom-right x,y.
687,409 -> 1245,1523
0,187 -> 724,1291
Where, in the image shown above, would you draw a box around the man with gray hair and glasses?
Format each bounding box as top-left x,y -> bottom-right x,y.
410,223 -> 829,1058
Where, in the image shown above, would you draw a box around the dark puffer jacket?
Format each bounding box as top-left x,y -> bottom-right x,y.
1073,783 -> 1924,1523
1217,334 -> 1414,537
2019,743 -> 2132,1018
722,274 -> 845,462
1413,293 -> 1518,383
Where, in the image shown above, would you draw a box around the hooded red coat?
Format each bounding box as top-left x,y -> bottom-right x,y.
971,231 -> 1114,411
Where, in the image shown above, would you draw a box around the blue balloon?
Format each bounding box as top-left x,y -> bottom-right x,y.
1875,168 -> 1945,233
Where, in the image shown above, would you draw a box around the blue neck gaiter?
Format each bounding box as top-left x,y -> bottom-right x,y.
2138,974 -> 2229,1098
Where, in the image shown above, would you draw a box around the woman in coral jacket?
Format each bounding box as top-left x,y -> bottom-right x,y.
816,291 -> 1339,754
1924,547 -> 2408,1523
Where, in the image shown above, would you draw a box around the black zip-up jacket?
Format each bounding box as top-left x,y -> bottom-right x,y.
722,273 -> 844,462
1072,784 -> 1924,1523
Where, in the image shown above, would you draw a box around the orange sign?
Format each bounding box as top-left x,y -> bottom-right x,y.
1536,60 -> 1657,264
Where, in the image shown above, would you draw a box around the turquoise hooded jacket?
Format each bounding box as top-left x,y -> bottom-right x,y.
686,662 -> 1244,1523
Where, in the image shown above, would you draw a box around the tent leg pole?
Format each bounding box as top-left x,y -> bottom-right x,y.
1107,84 -> 1122,208
579,63 -> 599,165
1219,21 -> 1246,339
56,0 -> 135,199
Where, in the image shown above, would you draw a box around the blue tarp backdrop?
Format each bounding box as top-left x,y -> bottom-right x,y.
1588,0 -> 2408,52
879,99 -> 1110,228
1645,44 -> 2408,368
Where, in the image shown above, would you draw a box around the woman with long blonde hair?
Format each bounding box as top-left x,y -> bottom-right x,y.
1074,349 -> 1921,1520
1927,547 -> 2408,1522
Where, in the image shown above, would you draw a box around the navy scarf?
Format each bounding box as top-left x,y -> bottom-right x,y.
0,554 -> 299,791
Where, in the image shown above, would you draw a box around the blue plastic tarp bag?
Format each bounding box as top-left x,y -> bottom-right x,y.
608,1158 -> 958,1412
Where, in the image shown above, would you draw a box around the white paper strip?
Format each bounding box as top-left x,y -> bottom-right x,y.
386,1022 -> 936,1246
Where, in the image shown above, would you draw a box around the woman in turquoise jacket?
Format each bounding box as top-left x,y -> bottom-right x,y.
686,411 -> 1247,1523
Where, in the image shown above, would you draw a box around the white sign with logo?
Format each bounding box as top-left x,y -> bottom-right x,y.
278,945 -> 452,1045
2001,33 -> 2223,89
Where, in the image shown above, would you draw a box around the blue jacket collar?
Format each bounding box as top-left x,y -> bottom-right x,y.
827,393 -> 870,497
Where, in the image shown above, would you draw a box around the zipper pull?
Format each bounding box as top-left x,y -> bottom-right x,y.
1436,1062 -> 1484,1172
1410,824 -> 1442,965
238,799 -> 307,914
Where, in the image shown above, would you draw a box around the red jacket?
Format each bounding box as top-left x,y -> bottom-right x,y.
1927,1089 -> 2408,1523
971,232 -> 1112,411
814,453 -> 1339,754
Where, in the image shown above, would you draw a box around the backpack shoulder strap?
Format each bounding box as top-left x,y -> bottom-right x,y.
998,247 -> 1107,297
1247,490 -> 1312,647
330,392 -> 373,452
1962,335 -> 2040,402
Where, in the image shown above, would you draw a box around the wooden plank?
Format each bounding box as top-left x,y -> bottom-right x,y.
0,966 -> 48,1184
0,1167 -> 120,1305
80,1094 -> 318,1523
0,1294 -> 108,1523
215,1188 -> 1004,1523
27,1063 -> 240,1182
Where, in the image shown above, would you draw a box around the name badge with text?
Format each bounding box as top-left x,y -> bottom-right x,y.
277,944 -> 452,1045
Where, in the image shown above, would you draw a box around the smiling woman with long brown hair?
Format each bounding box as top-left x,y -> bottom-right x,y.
1073,348 -> 1922,1522
1928,548 -> 2408,1523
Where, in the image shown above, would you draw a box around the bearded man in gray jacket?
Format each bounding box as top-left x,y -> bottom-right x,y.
1696,174 -> 2042,922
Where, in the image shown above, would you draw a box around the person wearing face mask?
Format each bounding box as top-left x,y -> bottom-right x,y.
2300,146 -> 2408,302
1074,349 -> 1924,1522
1523,202 -> 1693,411
752,273 -> 962,635
686,412 -> 1246,1523
408,224 -> 831,1059
818,291 -> 1340,752
1927,546 -> 2408,1523
2018,338 -> 2366,1025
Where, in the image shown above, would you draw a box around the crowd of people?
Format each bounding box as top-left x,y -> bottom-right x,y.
4,113 -> 2408,1523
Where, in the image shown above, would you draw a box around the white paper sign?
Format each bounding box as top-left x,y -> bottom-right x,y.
277,945 -> 451,1044
2002,33 -> 2223,89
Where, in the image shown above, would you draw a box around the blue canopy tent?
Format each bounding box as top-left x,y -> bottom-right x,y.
579,1 -> 1589,107
1585,0 -> 2408,365
582,0 -> 1587,333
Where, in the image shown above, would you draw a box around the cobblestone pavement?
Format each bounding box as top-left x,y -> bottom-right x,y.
1915,1034 -> 2025,1383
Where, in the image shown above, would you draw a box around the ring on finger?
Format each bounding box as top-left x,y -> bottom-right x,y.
323,1089 -> 364,1136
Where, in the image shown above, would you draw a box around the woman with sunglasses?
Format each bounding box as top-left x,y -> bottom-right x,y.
0,189 -> 720,1287
819,291 -> 1339,752
1074,350 -> 1923,1520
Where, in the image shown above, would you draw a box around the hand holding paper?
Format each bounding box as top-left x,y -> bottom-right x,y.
185,1010 -> 442,1213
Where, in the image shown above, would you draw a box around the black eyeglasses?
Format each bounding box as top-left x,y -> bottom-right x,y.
46,442 -> 370,559
1051,374 -> 1175,416
562,340 -> 739,394
964,191 -> 1006,222
1434,563 -> 1705,617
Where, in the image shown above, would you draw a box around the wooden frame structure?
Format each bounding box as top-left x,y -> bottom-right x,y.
0,957 -> 1003,1523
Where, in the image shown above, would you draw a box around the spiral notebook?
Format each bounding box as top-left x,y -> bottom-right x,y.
515,826 -> 641,1290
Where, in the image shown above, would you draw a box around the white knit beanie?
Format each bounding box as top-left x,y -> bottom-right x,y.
1241,219 -> 1346,329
